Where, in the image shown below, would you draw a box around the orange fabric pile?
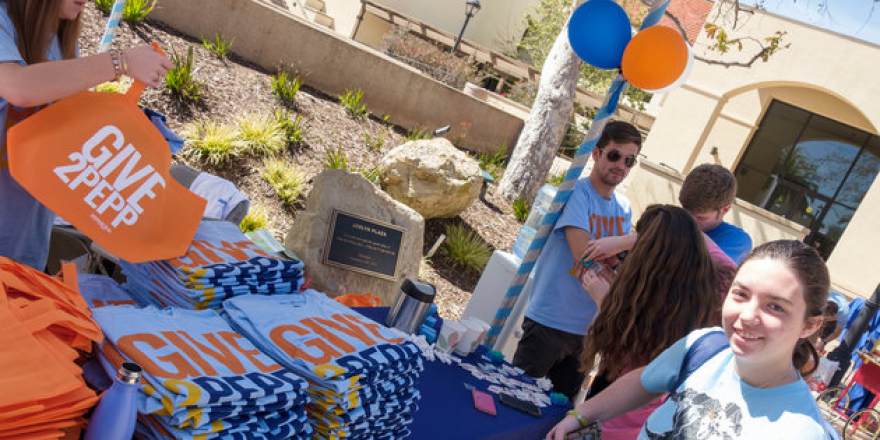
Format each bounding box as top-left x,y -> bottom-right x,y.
0,257 -> 103,439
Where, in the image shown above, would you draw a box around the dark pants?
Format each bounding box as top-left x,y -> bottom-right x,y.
512,317 -> 585,401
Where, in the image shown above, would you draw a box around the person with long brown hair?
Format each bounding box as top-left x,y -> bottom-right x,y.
575,204 -> 720,439
549,240 -> 835,439
0,0 -> 171,270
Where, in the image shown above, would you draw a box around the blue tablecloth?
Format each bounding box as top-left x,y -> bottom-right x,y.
354,307 -> 570,440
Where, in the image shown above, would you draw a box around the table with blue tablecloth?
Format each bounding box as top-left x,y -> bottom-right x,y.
353,307 -> 570,440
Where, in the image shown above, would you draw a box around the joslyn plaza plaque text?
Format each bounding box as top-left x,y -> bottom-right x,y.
323,209 -> 406,280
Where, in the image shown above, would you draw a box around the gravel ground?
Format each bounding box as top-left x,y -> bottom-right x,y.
79,3 -> 525,320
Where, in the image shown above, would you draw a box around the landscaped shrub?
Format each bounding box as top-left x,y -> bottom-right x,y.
477,147 -> 507,180
512,197 -> 530,222
381,28 -> 484,90
262,158 -> 306,206
322,147 -> 349,170
547,172 -> 564,187
504,79 -> 538,107
239,204 -> 269,233
122,0 -> 155,24
201,33 -> 234,59
186,120 -> 241,166
339,89 -> 367,120
442,222 -> 491,272
271,71 -> 301,106
236,113 -> 286,157
364,131 -> 385,152
93,0 -> 114,14
166,46 -> 202,102
404,127 -> 431,142
274,108 -> 307,147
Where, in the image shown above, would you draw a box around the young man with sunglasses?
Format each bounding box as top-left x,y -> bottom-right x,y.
512,121 -> 642,401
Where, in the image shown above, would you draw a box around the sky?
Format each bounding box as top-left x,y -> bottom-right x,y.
746,0 -> 880,45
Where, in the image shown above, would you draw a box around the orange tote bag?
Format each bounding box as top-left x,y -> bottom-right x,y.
7,49 -> 205,263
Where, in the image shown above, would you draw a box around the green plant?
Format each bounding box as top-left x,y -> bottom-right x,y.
512,197 -> 530,222
503,79 -> 538,107
547,172 -> 565,187
442,222 -> 491,272
364,131 -> 385,152
273,108 -> 307,146
359,165 -> 382,183
185,120 -> 241,166
271,71 -> 301,106
239,204 -> 269,233
93,0 -> 114,13
477,147 -> 507,179
322,147 -> 349,170
201,33 -> 234,59
165,46 -> 202,102
122,0 -> 155,24
339,89 -> 368,120
94,81 -> 128,94
236,113 -> 286,157
404,127 -> 431,142
262,158 -> 306,206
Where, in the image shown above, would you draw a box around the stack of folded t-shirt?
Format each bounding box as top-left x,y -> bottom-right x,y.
0,257 -> 103,439
223,290 -> 424,439
91,305 -> 313,439
77,273 -> 139,310
119,220 -> 305,310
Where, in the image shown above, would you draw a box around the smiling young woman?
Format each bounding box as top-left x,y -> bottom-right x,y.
547,240 -> 838,440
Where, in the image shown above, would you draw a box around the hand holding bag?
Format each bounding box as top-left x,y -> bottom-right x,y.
7,44 -> 205,263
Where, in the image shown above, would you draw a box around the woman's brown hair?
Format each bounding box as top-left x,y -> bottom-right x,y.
738,240 -> 829,375
580,204 -> 720,380
7,0 -> 81,64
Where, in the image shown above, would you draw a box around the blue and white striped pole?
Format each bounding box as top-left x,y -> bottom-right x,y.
485,0 -> 672,348
98,0 -> 127,54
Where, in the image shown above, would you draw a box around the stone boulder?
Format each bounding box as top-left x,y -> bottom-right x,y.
379,138 -> 483,219
284,169 -> 424,306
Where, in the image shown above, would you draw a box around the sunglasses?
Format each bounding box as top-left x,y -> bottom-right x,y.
601,148 -> 637,168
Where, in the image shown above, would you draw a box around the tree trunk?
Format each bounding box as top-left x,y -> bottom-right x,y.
497,7 -> 582,204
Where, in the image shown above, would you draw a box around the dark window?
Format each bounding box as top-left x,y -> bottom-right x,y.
735,100 -> 880,259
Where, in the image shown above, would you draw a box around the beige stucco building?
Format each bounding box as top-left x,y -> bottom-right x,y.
635,3 -> 880,298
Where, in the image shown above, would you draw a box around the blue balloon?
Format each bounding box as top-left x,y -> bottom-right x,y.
567,0 -> 632,69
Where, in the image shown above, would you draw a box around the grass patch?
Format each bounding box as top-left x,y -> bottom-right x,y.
94,80 -> 130,94
442,222 -> 491,273
547,172 -> 565,187
512,197 -> 530,222
476,147 -> 507,180
404,127 -> 431,142
236,113 -> 286,157
201,33 -> 234,59
166,46 -> 202,102
339,89 -> 368,120
322,147 -> 349,170
122,0 -> 155,23
93,0 -> 114,14
359,165 -> 382,183
274,108 -> 307,146
262,158 -> 306,206
239,204 -> 269,233
271,71 -> 301,106
364,131 -> 385,152
186,120 -> 241,166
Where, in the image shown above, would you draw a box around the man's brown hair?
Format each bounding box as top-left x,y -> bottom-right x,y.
679,164 -> 737,213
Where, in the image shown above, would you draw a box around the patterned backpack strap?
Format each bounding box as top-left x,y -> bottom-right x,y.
671,330 -> 729,392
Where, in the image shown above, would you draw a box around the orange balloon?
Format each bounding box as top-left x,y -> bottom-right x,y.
621,26 -> 688,91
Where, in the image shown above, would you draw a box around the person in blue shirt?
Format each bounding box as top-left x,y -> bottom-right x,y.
679,164 -> 752,264
512,121 -> 642,401
548,240 -> 837,440
0,0 -> 171,270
